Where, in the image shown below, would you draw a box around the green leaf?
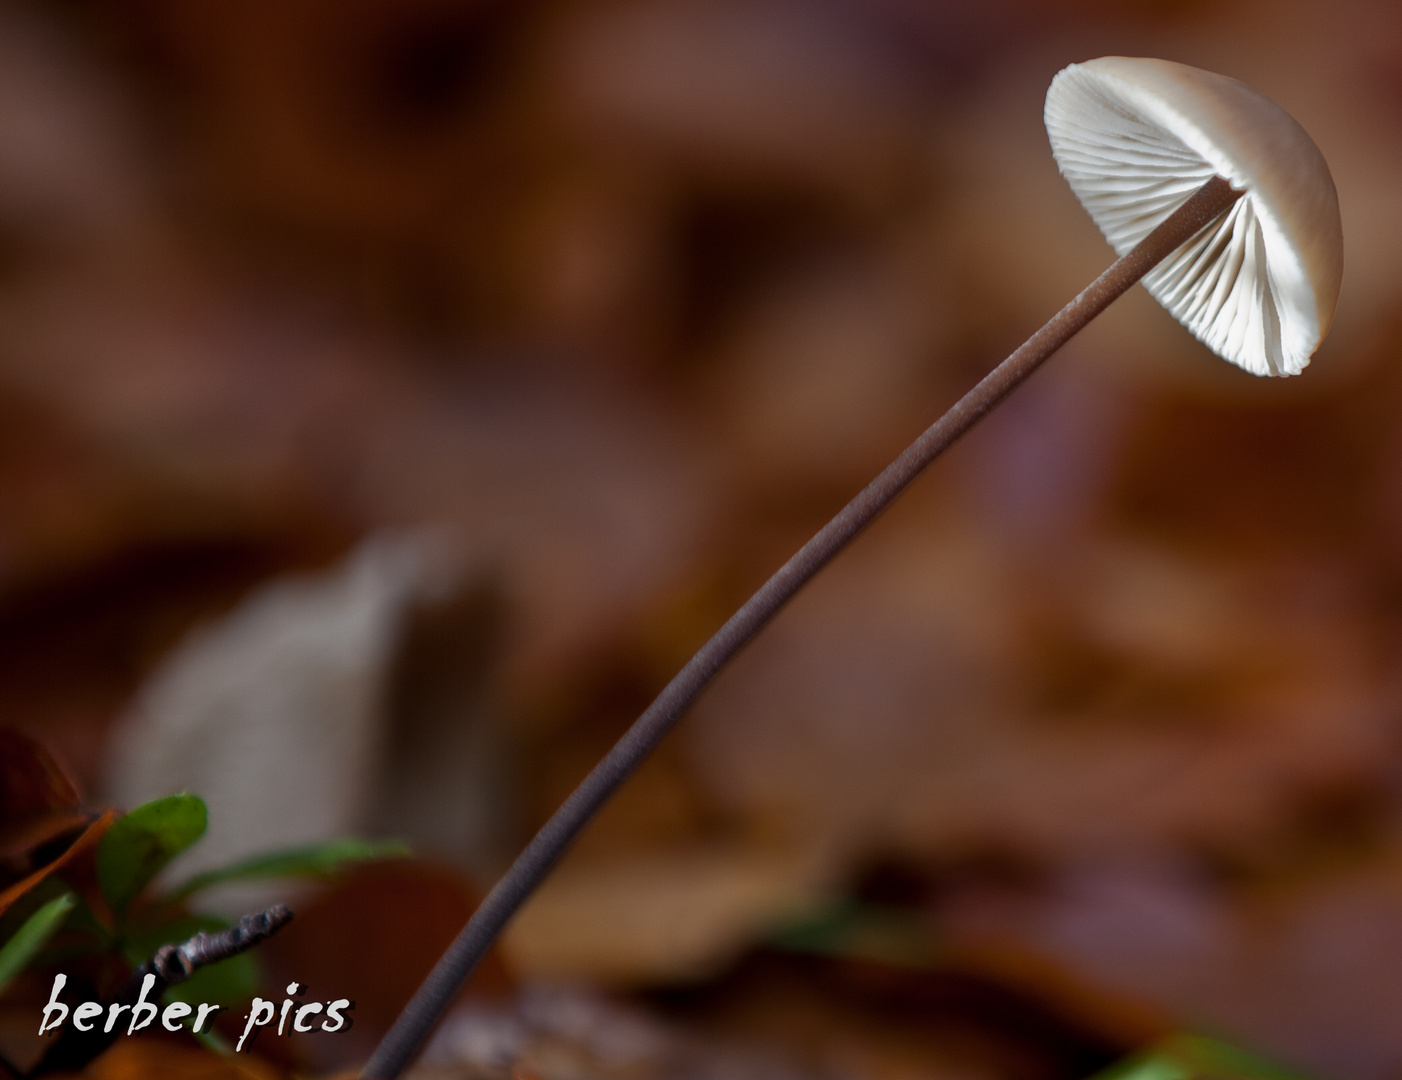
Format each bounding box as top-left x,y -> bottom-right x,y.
165,950 -> 258,1008
0,892 -> 75,993
165,837 -> 410,901
97,794 -> 208,916
193,1025 -> 235,1056
1095,1035 -> 1319,1080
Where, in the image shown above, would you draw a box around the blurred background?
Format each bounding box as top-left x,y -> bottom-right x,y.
2,0 -> 1402,1077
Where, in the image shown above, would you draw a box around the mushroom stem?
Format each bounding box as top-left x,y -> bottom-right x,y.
359,173 -> 1244,1080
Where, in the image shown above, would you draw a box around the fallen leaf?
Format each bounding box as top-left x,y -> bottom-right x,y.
0,809 -> 115,921
0,729 -> 82,822
75,1039 -> 285,1080
257,859 -> 511,1072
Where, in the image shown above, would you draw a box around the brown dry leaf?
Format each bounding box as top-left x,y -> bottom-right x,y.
257,859 -> 510,1071
71,1039 -> 285,1080
0,728 -> 82,822
0,730 -> 114,919
0,727 -> 95,904
502,844 -> 820,985
0,808 -> 115,920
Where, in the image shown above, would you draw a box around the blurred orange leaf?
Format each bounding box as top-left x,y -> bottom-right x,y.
0,729 -> 116,920
74,1039 -> 285,1079
0,809 -> 116,920
260,859 -> 510,1058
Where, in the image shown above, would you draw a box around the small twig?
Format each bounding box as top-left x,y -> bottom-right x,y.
29,904 -> 294,1077
361,177 -> 1245,1080
146,905 -> 294,986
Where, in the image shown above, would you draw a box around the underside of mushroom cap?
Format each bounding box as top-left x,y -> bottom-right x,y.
1045,57 -> 1342,377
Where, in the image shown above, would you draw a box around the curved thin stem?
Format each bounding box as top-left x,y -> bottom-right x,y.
361,175 -> 1243,1080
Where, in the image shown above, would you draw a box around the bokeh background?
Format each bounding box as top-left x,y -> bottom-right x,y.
3,0 -> 1402,1077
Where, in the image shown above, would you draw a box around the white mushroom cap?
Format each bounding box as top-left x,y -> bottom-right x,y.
1044,57 -> 1342,377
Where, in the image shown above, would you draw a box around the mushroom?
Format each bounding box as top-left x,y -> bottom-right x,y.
1046,57 -> 1343,376
360,60 -> 1343,1080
